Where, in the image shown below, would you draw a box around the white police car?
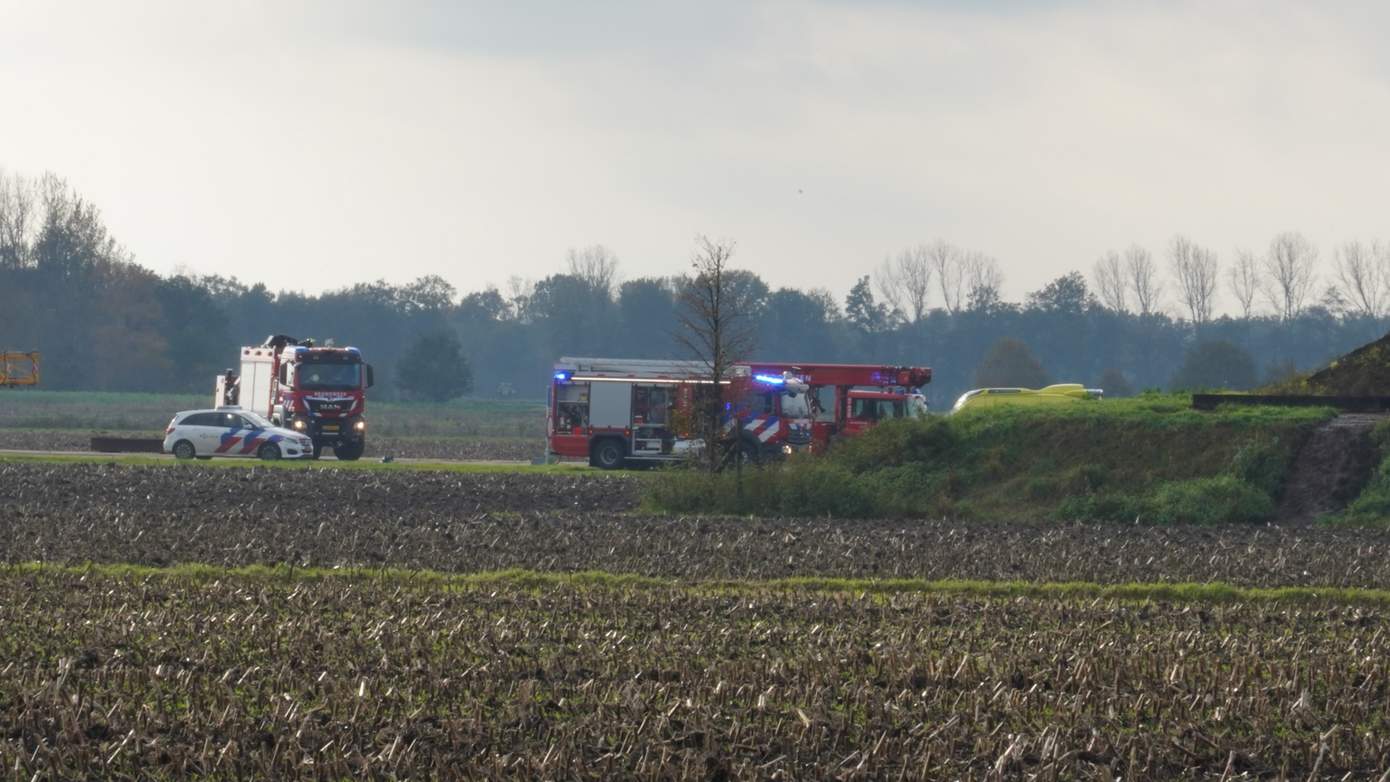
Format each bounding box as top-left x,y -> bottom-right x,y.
163,408 -> 315,461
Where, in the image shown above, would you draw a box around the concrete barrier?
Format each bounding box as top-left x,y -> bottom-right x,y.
90,437 -> 164,454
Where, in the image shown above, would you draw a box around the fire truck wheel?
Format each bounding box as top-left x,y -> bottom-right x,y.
171,440 -> 196,460
592,438 -> 626,470
311,444 -> 323,460
257,443 -> 282,461
335,442 -> 364,461
738,438 -> 760,465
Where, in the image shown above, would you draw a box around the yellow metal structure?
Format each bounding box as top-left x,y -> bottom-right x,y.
0,351 -> 40,386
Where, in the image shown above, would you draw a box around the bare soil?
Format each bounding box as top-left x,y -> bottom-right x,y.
5,463 -> 1390,587
1277,414 -> 1381,522
6,572 -> 1388,779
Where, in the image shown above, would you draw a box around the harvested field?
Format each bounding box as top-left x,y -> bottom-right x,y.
3,569 -> 1388,780
6,463 -> 1390,587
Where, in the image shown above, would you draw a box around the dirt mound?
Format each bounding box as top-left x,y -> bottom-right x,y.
1277,414 -> 1381,522
1276,332 -> 1390,395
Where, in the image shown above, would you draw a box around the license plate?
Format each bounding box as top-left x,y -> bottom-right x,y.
321,425 -> 339,433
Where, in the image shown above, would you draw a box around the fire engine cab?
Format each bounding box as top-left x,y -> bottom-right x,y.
215,335 -> 375,460
547,356 -> 931,469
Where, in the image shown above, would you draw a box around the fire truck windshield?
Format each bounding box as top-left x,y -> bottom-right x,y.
781,390 -> 811,419
297,362 -> 361,390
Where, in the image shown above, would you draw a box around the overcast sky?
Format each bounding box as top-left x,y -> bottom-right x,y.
3,1 -> 1389,305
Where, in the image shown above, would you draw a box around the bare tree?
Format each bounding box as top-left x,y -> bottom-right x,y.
1124,245 -> 1163,316
0,170 -> 38,269
505,275 -> 535,323
1168,235 -> 1219,325
1261,232 -> 1318,321
961,251 -> 1003,309
1227,249 -> 1260,319
875,245 -> 932,325
927,240 -> 965,314
1333,240 -> 1387,320
565,245 -> 620,298
1092,250 -> 1127,313
675,236 -> 755,471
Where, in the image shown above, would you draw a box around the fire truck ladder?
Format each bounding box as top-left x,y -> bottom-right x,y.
0,351 -> 40,387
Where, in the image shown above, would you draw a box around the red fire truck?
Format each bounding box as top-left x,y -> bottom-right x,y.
215,335 -> 375,460
547,356 -> 931,469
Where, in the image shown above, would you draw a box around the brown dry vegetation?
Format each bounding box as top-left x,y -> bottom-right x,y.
2,570 -> 1388,780
5,463 -> 1390,587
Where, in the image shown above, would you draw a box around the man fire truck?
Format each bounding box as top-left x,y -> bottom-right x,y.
547,356 -> 931,469
215,335 -> 375,460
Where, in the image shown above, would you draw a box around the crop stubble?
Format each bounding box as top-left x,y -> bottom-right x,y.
4,463 -> 1390,588
1,571 -> 1387,780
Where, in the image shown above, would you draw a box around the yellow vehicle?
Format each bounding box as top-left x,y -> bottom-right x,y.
951,383 -> 1102,414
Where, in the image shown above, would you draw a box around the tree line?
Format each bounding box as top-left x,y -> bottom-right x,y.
2,170 -> 1387,405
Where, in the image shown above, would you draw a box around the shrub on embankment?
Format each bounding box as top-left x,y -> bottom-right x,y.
647,394 -> 1333,522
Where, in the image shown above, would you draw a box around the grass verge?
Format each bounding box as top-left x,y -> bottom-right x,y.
7,561 -> 1390,606
648,394 -> 1334,522
0,452 -> 604,475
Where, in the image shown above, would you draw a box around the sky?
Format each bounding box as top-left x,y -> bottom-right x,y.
3,1 -> 1390,306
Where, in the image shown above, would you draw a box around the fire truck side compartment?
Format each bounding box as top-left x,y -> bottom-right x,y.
238,350 -> 276,417
588,382 -> 631,429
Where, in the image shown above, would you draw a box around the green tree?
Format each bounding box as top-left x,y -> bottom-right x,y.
1026,271 -> 1093,315
397,331 -> 473,401
975,338 -> 1051,388
845,275 -> 891,333
1170,340 -> 1257,391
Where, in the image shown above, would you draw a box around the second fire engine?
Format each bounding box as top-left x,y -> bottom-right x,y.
547,356 -> 931,469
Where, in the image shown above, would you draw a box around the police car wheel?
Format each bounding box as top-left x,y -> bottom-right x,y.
172,440 -> 196,460
257,443 -> 282,461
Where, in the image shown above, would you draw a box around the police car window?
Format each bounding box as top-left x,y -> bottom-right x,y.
221,413 -> 247,429
183,413 -> 218,427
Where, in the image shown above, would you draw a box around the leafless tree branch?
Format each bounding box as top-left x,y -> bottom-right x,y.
1092,250 -> 1127,313
876,245 -> 933,325
1227,248 -> 1260,319
674,236 -> 754,471
1333,240 -> 1387,320
565,245 -> 620,299
1261,232 -> 1317,321
1168,235 -> 1219,325
1124,245 -> 1163,316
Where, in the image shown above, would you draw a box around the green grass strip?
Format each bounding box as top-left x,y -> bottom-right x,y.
5,562 -> 1390,606
0,452 -> 610,475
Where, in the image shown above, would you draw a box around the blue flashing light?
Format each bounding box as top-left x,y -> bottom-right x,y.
754,373 -> 786,385
554,371 -> 570,381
